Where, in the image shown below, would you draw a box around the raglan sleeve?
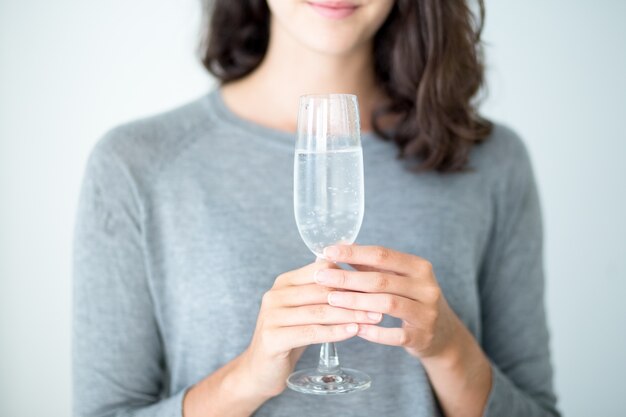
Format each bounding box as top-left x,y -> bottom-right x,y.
72,131 -> 187,417
478,133 -> 560,417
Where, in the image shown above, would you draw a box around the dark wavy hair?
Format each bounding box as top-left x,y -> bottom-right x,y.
199,0 -> 492,172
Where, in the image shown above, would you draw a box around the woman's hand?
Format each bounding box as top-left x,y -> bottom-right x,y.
315,245 -> 461,361
184,259 -> 383,417
236,259 -> 383,399
316,244 -> 493,417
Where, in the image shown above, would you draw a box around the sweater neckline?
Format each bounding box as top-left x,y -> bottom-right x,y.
206,87 -> 377,147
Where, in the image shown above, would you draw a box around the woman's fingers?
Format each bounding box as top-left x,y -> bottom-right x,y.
272,323 -> 360,351
272,260 -> 338,288
356,324 -> 413,347
326,290 -> 425,323
323,244 -> 431,278
315,268 -> 415,297
264,283 -> 332,307
348,263 -> 396,274
267,304 -> 383,327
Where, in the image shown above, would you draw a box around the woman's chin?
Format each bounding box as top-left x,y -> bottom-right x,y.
298,33 -> 369,58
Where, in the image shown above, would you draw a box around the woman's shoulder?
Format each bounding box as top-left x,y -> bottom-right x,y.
465,122 -> 540,213
87,90 -> 221,182
469,122 -> 535,183
94,91 -> 217,163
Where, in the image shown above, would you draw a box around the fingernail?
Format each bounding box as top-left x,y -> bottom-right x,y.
346,323 -> 358,333
367,312 -> 382,321
327,292 -> 341,306
323,246 -> 340,259
314,270 -> 329,284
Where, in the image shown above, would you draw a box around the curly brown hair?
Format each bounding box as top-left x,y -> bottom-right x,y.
200,0 -> 492,172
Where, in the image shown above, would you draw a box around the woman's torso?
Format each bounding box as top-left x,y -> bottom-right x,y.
115,89 -> 518,416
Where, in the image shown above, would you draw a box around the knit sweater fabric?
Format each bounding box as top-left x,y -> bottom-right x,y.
73,89 -> 559,417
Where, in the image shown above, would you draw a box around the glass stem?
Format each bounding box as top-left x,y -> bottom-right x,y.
317,342 -> 341,374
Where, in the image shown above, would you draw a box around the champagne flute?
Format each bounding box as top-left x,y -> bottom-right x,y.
287,94 -> 371,395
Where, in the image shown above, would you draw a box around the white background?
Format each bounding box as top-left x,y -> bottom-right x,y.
1,1 -> 625,416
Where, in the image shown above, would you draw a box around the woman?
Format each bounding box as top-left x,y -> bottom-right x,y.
73,1 -> 560,416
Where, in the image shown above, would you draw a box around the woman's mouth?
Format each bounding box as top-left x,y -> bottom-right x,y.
307,1 -> 360,20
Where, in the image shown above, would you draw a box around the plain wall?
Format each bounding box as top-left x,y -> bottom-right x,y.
1,1 -> 624,416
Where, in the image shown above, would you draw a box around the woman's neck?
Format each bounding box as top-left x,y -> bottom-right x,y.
221,21 -> 383,133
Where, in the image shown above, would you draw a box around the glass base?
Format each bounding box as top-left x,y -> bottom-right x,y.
286,367 -> 371,395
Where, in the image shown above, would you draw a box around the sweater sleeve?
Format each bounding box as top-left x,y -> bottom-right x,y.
478,135 -> 560,417
72,132 -> 187,417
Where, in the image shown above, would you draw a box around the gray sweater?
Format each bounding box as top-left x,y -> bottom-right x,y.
73,89 -> 559,417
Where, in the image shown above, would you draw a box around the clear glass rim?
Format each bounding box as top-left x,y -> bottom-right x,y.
299,93 -> 357,100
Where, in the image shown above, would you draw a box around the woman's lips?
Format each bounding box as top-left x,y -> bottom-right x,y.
307,1 -> 359,20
